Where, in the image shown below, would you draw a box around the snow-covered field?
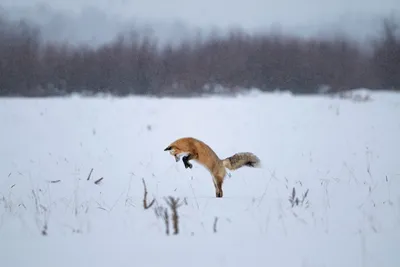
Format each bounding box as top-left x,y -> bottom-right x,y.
0,90 -> 399,267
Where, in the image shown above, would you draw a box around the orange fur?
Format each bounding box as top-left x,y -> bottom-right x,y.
164,137 -> 260,198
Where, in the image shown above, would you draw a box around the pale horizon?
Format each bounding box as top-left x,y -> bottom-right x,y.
1,0 -> 399,46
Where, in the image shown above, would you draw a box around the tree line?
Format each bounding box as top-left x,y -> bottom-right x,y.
0,15 -> 399,97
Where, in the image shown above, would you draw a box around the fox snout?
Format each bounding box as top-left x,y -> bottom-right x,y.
164,145 -> 180,162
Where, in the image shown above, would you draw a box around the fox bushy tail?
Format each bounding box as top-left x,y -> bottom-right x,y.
222,152 -> 261,171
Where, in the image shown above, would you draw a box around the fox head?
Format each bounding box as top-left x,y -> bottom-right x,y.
164,146 -> 181,162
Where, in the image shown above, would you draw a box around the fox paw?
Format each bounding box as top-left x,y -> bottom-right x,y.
184,161 -> 193,169
182,155 -> 192,169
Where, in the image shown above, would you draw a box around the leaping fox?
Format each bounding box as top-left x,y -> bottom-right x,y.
164,137 -> 261,198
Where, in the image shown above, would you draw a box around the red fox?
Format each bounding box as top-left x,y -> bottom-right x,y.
164,137 -> 261,198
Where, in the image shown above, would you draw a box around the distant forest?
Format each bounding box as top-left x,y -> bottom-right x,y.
0,14 -> 399,97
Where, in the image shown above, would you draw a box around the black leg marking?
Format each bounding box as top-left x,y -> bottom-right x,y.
183,155 -> 193,169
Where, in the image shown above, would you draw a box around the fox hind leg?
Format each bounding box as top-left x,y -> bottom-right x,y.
216,180 -> 223,198
212,176 -> 223,198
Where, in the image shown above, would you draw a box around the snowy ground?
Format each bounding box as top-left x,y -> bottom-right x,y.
0,90 -> 399,267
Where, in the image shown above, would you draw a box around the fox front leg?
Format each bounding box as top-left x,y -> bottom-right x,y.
182,154 -> 193,169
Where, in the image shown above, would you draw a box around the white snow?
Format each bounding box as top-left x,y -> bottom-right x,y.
0,90 -> 399,267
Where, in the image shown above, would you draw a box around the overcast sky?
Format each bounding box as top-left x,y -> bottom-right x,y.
3,0 -> 399,28
1,0 -> 399,45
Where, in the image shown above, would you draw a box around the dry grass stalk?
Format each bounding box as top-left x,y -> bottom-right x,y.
164,196 -> 183,235
32,189 -> 49,236
164,208 -> 170,235
154,204 -> 169,235
142,178 -> 155,209
87,168 -> 94,181
213,217 -> 219,233
289,187 -> 309,208
154,205 -> 170,235
41,223 -> 48,236
94,177 -> 104,185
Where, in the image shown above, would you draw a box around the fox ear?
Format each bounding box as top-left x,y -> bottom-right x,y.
164,146 -> 172,151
